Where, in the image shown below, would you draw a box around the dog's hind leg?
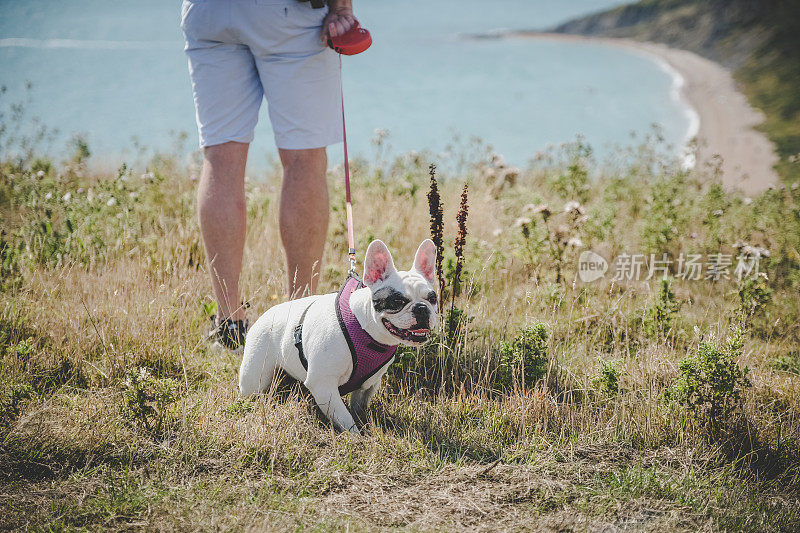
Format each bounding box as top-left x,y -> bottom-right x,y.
239,344 -> 278,396
350,383 -> 379,429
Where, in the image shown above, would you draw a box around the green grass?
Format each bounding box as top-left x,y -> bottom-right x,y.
1,133 -> 800,530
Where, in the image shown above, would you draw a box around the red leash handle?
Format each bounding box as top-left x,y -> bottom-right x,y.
328,22 -> 372,56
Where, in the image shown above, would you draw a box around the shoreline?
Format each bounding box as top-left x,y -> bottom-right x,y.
511,32 -> 780,195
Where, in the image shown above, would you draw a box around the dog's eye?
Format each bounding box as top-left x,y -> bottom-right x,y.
373,287 -> 411,313
426,291 -> 437,305
386,294 -> 410,311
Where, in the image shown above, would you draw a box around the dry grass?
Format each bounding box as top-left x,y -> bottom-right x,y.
2,140 -> 800,531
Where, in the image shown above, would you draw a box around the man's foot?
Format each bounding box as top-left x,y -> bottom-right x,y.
207,315 -> 249,353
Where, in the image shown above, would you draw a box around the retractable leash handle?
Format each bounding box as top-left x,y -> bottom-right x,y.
328,22 -> 372,56
330,23 -> 372,275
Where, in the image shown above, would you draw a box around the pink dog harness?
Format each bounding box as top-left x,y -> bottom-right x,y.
295,275 -> 398,395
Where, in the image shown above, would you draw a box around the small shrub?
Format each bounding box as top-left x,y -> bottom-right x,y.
643,277 -> 681,339
68,133 -> 91,164
0,381 -> 33,434
11,337 -> 34,360
592,358 -> 624,397
548,139 -> 592,203
120,367 -> 179,435
737,273 -> 772,327
223,398 -> 255,416
0,231 -> 23,289
519,200 -> 587,284
499,323 -> 549,388
667,329 -> 752,439
640,174 -> 686,253
772,351 -> 800,375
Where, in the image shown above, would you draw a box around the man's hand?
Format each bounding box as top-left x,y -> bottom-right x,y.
321,1 -> 357,44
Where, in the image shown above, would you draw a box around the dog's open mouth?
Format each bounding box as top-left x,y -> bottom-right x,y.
381,317 -> 429,343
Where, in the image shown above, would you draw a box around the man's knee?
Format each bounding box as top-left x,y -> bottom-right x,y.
279,147 -> 327,175
203,141 -> 250,167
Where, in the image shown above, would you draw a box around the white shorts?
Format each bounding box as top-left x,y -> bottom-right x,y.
181,0 -> 343,149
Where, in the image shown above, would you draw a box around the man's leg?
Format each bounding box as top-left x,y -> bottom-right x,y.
279,148 -> 329,298
198,141 -> 249,321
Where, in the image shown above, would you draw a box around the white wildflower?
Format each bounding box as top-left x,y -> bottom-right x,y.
106,197 -> 117,207
753,246 -> 770,258
62,192 -> 71,203
36,170 -> 45,178
564,201 -> 585,216
44,192 -> 53,200
712,209 -> 724,217
514,217 -> 532,228
503,167 -> 520,180
567,237 -> 584,248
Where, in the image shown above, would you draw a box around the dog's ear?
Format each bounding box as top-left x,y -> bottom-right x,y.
412,239 -> 437,284
363,239 -> 397,287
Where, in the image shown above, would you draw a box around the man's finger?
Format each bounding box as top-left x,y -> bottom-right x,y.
322,13 -> 358,43
340,17 -> 354,33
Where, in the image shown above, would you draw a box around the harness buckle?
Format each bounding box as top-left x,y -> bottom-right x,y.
348,247 -> 357,275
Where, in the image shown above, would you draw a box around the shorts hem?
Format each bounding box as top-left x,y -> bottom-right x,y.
274,134 -> 344,150
200,134 -> 256,148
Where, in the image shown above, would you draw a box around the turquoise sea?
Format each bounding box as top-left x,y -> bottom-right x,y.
0,0 -> 694,170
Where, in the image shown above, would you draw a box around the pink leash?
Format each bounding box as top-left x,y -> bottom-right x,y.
330,22 -> 371,275
339,54 -> 357,275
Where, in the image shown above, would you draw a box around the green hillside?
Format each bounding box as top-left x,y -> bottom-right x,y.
553,0 -> 800,183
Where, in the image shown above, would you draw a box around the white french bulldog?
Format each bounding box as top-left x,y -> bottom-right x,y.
239,239 -> 439,435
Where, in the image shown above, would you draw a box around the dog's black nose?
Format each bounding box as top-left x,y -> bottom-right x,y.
411,303 -> 430,328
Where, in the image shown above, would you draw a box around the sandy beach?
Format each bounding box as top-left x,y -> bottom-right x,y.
516,33 -> 780,195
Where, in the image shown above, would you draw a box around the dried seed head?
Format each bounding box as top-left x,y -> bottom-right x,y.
427,164 -> 445,309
